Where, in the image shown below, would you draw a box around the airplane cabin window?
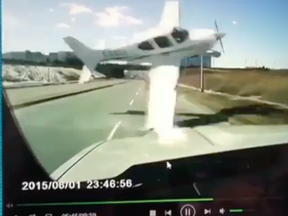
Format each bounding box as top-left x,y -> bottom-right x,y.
171,27 -> 189,43
138,41 -> 155,50
154,36 -> 173,48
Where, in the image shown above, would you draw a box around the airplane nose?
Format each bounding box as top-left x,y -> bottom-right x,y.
214,32 -> 226,39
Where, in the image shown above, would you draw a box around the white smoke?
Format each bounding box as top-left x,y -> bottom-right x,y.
78,65 -> 91,84
145,65 -> 185,144
158,127 -> 188,146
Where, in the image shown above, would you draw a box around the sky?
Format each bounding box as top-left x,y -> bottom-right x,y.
3,0 -> 288,68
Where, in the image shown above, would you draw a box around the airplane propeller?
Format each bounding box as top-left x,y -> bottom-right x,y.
214,20 -> 225,54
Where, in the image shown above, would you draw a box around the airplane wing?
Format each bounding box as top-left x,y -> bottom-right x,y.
51,124 -> 288,181
129,0 -> 180,43
158,0 -> 180,29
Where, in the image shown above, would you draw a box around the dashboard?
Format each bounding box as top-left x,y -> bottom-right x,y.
11,142 -> 288,216
3,96 -> 288,216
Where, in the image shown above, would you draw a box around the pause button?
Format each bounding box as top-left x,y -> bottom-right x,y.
180,204 -> 196,216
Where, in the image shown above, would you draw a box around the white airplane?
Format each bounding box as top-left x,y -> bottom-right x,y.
63,1 -> 226,79
63,0 -> 227,132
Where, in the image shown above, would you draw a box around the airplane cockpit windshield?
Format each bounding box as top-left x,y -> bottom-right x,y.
171,27 -> 189,43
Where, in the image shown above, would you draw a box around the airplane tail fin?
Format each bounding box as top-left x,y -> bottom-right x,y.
158,1 -> 180,29
63,36 -> 104,83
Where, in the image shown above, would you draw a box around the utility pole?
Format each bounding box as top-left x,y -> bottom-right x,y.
200,55 -> 204,92
48,58 -> 51,82
43,51 -> 51,82
183,57 -> 188,76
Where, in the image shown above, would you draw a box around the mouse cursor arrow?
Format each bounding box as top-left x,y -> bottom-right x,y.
166,162 -> 172,169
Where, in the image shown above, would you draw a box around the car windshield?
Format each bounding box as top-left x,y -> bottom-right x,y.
3,0 -> 288,182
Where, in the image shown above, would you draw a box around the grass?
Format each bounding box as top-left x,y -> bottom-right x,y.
178,68 -> 288,125
179,68 -> 288,106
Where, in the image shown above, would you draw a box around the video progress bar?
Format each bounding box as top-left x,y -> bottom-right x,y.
17,198 -> 214,207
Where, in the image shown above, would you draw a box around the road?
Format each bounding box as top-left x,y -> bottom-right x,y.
5,79 -> 126,107
10,80 -> 229,174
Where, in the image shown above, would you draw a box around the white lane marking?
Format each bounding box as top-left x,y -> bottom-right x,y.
107,121 -> 122,141
129,100 -> 134,106
136,87 -> 142,95
193,182 -> 201,196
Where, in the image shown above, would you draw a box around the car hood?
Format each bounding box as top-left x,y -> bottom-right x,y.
51,125 -> 288,182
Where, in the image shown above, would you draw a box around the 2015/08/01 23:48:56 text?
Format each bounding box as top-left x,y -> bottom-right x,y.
86,179 -> 133,189
21,181 -> 81,191
21,179 -> 133,191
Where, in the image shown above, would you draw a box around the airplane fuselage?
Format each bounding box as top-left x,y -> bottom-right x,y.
100,27 -> 220,63
63,0 -> 225,81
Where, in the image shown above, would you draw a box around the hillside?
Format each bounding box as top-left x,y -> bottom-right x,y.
2,65 -> 104,85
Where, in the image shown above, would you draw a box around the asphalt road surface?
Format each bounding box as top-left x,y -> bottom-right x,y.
9,80 -> 229,174
5,79 -> 126,107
